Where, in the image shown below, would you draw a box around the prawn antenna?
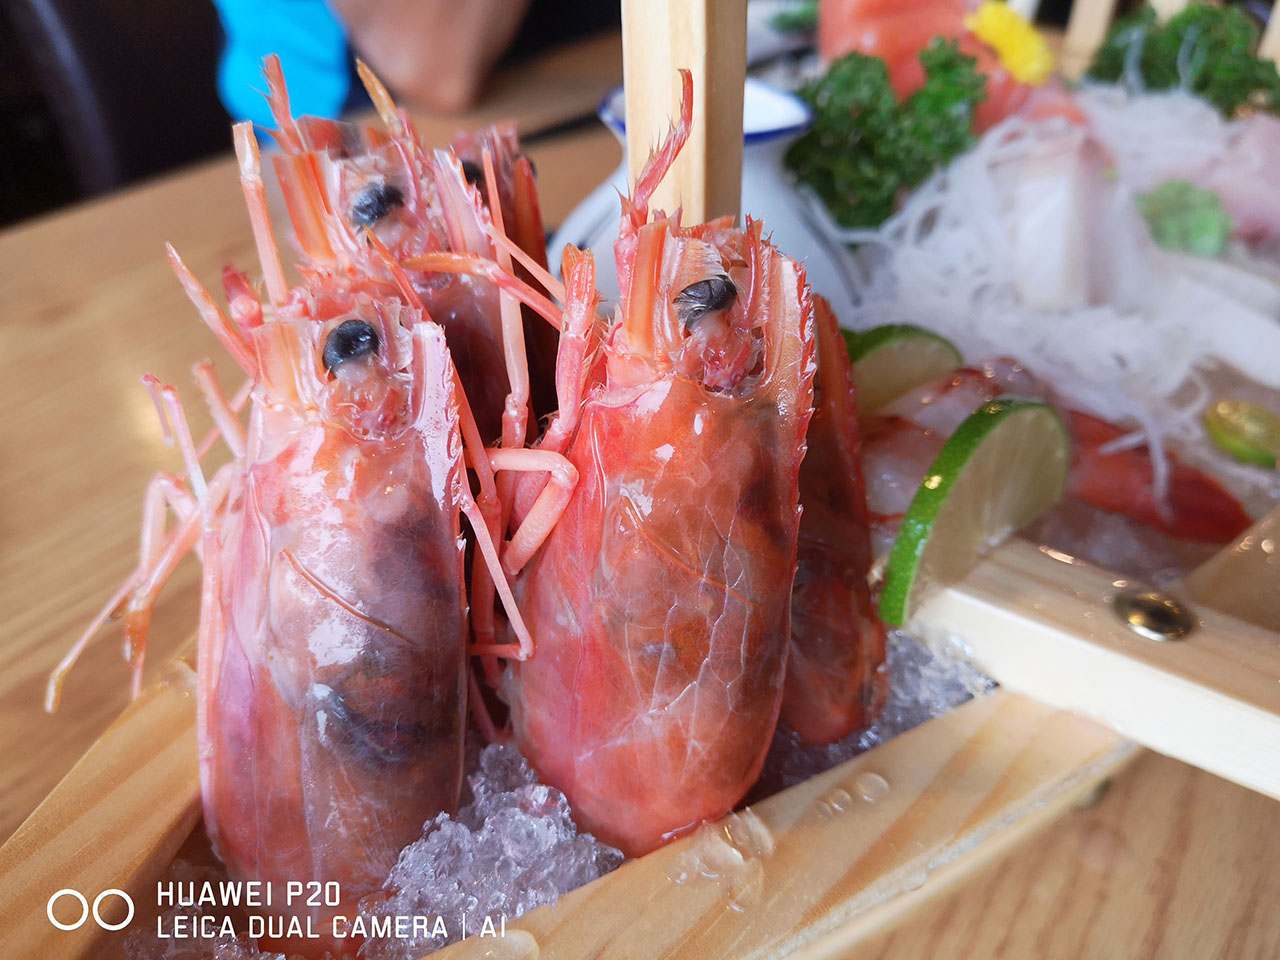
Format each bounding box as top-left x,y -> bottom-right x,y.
233,123 -> 289,308
355,59 -> 404,137
363,227 -> 425,312
167,245 -> 257,375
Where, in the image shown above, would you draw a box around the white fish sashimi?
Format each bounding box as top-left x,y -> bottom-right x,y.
1200,116 -> 1280,245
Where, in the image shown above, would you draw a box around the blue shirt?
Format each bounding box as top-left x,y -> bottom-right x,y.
212,0 -> 352,127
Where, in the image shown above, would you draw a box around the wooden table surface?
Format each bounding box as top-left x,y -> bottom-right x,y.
2,30 -> 1278,960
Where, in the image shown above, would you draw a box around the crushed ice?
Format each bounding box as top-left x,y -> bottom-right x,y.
1026,499 -> 1218,586
757,630 -> 994,794
357,740 -> 623,959
123,859 -> 292,960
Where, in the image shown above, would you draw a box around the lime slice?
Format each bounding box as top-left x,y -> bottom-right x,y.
843,324 -> 964,417
879,397 -> 1070,627
1204,399 -> 1280,469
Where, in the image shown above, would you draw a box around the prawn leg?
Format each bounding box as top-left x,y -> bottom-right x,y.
167,247 -> 256,375
456,458 -> 538,662
487,448 -> 578,576
510,246 -> 599,524
481,148 -> 535,548
46,370 -> 238,710
192,362 -> 247,459
449,367 -> 502,657
407,325 -> 533,662
130,377 -> 238,695
43,469 -> 197,712
403,251 -> 564,330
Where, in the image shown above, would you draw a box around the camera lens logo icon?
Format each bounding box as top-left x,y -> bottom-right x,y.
47,889 -> 134,931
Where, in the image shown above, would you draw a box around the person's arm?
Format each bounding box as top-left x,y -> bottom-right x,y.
330,0 -> 533,113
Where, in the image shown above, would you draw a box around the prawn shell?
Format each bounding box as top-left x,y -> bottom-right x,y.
784,297 -> 888,744
200,327 -> 468,954
505,251 -> 816,857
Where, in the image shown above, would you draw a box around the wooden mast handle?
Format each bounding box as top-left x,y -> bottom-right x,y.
621,0 -> 747,223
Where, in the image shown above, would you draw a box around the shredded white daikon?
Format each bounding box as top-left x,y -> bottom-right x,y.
828,91 -> 1280,509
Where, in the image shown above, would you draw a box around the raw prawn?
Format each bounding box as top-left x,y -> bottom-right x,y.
260,57 -> 555,442
428,73 -> 817,856
47,121 -> 555,957
784,296 -> 887,744
862,361 -> 1252,554
261,57 -> 578,665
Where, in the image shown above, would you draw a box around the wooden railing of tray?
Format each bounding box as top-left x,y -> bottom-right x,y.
2,2 -> 1279,959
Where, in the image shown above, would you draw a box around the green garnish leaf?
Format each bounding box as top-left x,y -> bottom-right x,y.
1087,3 -> 1280,117
1135,180 -> 1234,257
771,0 -> 818,34
785,40 -> 987,229
1204,398 -> 1280,469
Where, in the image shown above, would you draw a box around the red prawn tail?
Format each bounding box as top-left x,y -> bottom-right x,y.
624,69 -> 694,228
1066,411 -> 1251,544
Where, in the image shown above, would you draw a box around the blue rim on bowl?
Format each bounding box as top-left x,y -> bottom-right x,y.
597,77 -> 812,146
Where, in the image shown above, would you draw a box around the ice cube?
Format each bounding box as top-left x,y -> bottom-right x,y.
123,861 -> 291,960
1025,499 -> 1217,585
755,631 -> 994,794
358,741 -> 623,960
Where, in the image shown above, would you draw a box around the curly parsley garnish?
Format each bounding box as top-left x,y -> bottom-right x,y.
1088,3 -> 1280,117
785,40 -> 987,229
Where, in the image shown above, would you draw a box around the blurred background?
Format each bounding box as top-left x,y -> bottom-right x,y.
0,0 -> 622,226
0,0 -> 1272,228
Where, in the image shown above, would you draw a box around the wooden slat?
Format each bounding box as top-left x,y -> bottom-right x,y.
436,692 -> 1130,960
1183,507 -> 1280,632
1148,0 -> 1190,19
1260,7 -> 1280,65
0,651 -> 199,960
840,749 -> 1280,960
1061,0 -> 1119,78
621,0 -> 747,222
913,538 -> 1280,803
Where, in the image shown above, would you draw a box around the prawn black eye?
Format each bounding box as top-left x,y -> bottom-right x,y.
324,319 -> 380,372
349,182 -> 404,228
674,275 -> 737,328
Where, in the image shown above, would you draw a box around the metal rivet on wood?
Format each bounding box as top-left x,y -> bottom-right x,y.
1112,588 -> 1195,643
